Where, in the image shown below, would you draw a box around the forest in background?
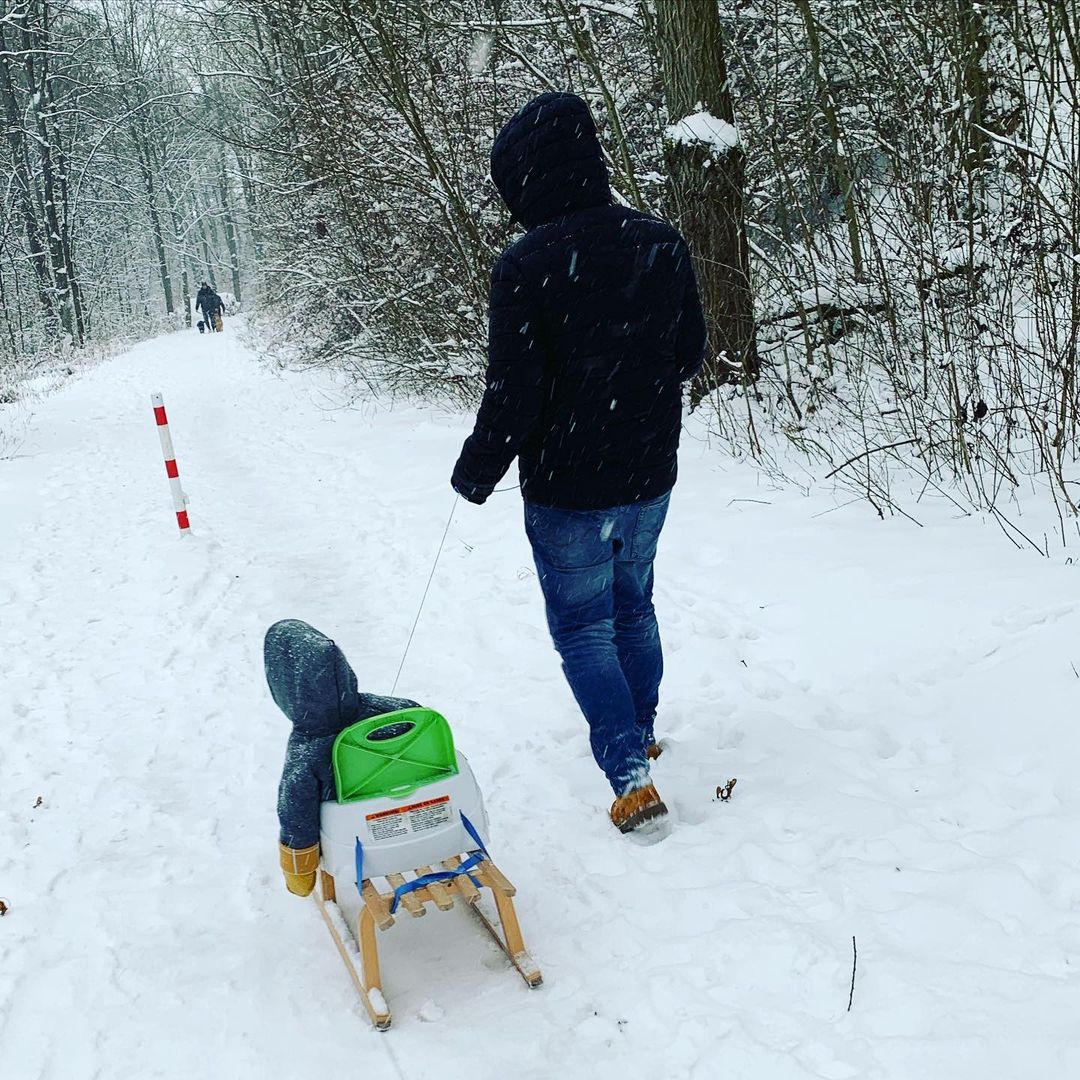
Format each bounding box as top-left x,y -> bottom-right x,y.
1,0 -> 1077,531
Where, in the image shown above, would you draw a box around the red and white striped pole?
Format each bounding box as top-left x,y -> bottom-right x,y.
151,392 -> 191,535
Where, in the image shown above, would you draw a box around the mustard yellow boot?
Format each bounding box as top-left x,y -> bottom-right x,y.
279,842 -> 320,896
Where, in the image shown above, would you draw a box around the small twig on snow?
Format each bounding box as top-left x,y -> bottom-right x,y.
847,935 -> 857,1012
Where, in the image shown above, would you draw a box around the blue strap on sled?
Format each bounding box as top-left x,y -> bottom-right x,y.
353,813 -> 490,914
386,852 -> 486,914
460,812 -> 489,858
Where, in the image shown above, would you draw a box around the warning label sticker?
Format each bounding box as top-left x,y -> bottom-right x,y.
366,795 -> 452,843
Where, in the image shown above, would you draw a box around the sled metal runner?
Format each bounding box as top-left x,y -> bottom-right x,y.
314,857 -> 541,1031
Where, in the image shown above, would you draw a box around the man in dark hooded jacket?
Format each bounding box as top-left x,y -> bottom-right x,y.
195,282 -> 226,331
451,92 -> 707,834
265,619 -> 418,895
195,283 -> 213,324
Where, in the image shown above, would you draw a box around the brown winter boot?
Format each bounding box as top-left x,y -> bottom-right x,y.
645,742 -> 663,761
610,783 -> 668,834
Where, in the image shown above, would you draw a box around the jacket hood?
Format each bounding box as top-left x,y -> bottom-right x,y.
490,92 -> 612,229
264,619 -> 358,737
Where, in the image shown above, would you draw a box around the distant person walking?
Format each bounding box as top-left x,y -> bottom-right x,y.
195,282 -> 213,324
451,92 -> 706,835
195,282 -> 226,331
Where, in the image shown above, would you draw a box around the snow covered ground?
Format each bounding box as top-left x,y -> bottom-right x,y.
2,324 -> 1079,1080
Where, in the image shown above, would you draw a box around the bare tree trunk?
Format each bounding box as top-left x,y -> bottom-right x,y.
0,257 -> 20,357
957,0 -> 991,175
198,225 -> 216,287
234,148 -> 263,263
0,17 -> 55,323
654,0 -> 757,390
167,202 -> 192,326
134,118 -> 175,315
23,4 -> 84,341
219,158 -> 243,303
100,0 -> 174,316
795,0 -> 865,281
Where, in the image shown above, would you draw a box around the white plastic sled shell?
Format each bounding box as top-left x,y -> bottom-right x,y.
319,752 -> 490,882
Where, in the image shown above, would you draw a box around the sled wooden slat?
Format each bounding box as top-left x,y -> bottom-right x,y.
386,873 -> 426,918
414,865 -> 455,910
442,856 -> 481,903
361,879 -> 395,931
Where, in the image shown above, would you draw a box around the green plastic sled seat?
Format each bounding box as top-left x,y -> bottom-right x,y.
332,707 -> 459,803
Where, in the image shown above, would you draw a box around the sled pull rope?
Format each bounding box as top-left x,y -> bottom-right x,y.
391,494 -> 458,695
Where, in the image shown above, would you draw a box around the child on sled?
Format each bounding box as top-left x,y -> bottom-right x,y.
265,619 -> 418,895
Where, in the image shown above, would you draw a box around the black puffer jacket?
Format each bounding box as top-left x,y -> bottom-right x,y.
452,92 -> 706,510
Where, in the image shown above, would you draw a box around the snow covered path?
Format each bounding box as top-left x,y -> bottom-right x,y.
2,325 -> 1079,1079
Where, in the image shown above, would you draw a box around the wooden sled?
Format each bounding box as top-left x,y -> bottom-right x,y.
313,856 -> 541,1031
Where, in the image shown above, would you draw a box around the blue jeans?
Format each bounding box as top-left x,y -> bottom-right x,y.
524,492 -> 670,796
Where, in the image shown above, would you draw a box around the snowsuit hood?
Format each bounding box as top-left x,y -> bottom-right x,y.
264,619 -> 358,737
490,92 -> 612,229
